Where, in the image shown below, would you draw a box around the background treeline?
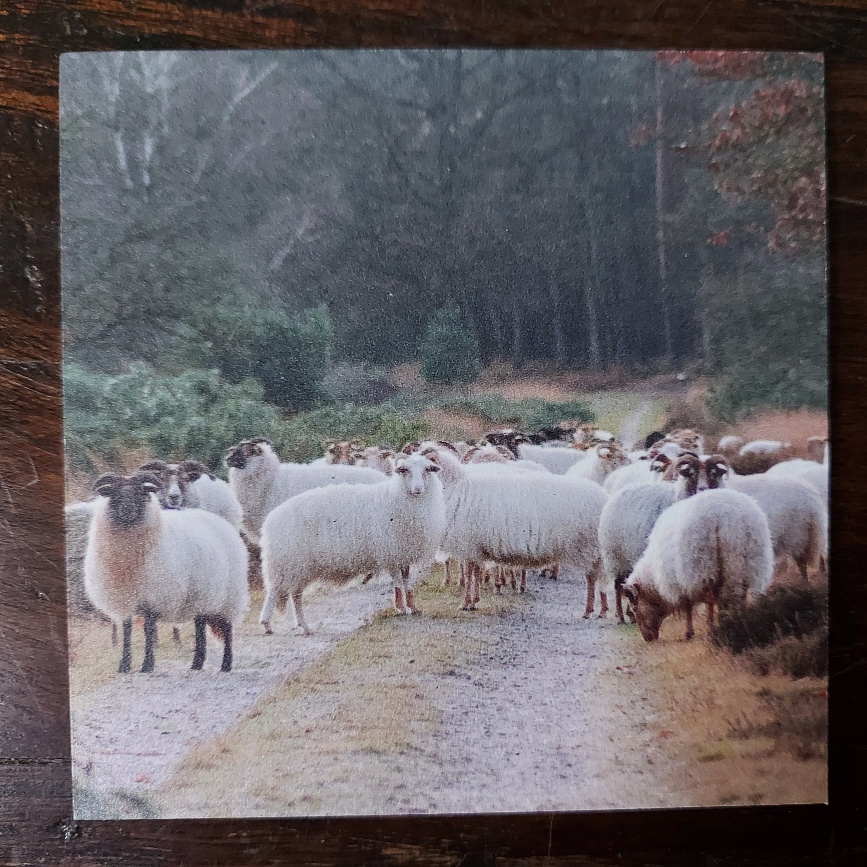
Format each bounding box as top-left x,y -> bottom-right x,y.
60,50 -> 826,470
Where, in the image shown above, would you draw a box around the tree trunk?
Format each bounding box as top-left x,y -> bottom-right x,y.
548,273 -> 567,367
655,61 -> 674,364
511,301 -> 524,369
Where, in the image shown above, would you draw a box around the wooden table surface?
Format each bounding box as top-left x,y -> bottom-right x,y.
1,2 -> 866,863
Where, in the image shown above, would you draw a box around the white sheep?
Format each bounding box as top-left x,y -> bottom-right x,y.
139,459 -> 244,530
713,465 -> 827,583
716,434 -> 745,454
597,452 -> 704,622
426,449 -> 607,614
516,442 -> 585,474
259,453 -> 446,635
565,443 -> 631,485
623,489 -> 774,641
739,439 -> 791,456
362,444 -> 397,475
226,438 -> 382,543
84,472 -> 249,673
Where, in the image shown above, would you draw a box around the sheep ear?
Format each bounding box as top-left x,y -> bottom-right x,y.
424,451 -> 442,466
401,442 -> 419,455
138,460 -> 167,474
426,462 -> 442,473
180,460 -> 210,482
142,481 -> 161,494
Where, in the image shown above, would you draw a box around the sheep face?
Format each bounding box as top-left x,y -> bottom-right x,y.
596,445 -> 631,474
394,454 -> 441,497
94,473 -> 161,529
703,455 -> 730,489
226,437 -> 271,470
621,580 -> 668,642
323,439 -> 365,465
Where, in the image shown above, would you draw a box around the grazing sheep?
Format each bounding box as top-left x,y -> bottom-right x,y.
623,489 -> 774,641
226,438 -> 382,544
84,472 -> 249,672
565,444 -> 631,486
597,452 -> 709,623
259,453 -> 446,635
603,458 -> 655,495
710,459 -> 827,583
517,442 -> 586,474
425,449 -> 607,614
139,458 -> 244,530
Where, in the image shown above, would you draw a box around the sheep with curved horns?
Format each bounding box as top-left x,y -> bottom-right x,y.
226,438 -> 382,544
259,452 -> 446,635
424,449 -> 607,615
84,472 -> 249,672
623,488 -> 774,641
138,458 -> 244,530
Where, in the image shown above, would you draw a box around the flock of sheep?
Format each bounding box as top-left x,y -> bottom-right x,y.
66,420 -> 829,674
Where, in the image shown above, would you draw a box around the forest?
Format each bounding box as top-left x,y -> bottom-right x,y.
59,49 -> 827,471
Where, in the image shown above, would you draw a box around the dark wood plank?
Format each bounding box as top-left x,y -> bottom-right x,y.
2,1 -> 867,863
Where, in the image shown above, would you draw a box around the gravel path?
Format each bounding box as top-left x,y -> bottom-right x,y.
390,571 -> 677,814
70,579 -> 398,798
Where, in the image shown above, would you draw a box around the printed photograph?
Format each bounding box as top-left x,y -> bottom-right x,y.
60,49 -> 828,819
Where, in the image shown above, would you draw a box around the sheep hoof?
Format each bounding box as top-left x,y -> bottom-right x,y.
685,631 -> 695,641
262,624 -> 273,635
597,612 -> 608,620
582,612 -> 593,620
409,607 -> 422,616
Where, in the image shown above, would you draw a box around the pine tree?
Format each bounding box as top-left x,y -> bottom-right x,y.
419,304 -> 480,385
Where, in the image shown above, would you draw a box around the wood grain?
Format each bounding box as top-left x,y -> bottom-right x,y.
2,1 -> 867,863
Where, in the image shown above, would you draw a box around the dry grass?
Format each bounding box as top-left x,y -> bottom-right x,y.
158,572 -> 519,817
619,613 -> 827,807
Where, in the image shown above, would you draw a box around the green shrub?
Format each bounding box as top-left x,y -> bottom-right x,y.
437,395 -> 595,430
744,629 -> 828,679
419,304 -> 480,385
278,404 -> 430,463
63,363 -> 284,475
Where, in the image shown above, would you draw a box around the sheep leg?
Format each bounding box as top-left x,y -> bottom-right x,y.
461,563 -> 478,611
797,557 -> 810,586
111,621 -> 118,647
583,574 -> 596,619
494,567 -> 505,594
598,591 -> 609,619
614,576 -> 627,624
393,585 -> 406,614
459,562 -> 466,589
402,566 -> 420,614
473,565 -> 481,605
192,615 -> 207,670
118,618 -> 132,674
443,560 -> 452,587
291,590 -> 312,636
520,569 -> 527,593
217,618 -> 233,672
259,587 -> 279,635
140,610 -> 158,673
684,605 -> 695,641
551,563 -> 560,581
172,626 -> 181,644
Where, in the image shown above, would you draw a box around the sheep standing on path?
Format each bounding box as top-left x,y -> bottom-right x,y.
84,472 -> 249,673
226,438 -> 382,544
425,449 -> 607,614
623,489 -> 774,641
259,453 -> 446,636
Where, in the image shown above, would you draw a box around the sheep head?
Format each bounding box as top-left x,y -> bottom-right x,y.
703,455 -> 730,489
94,472 -> 162,529
393,453 -> 441,497
226,438 -> 270,470
621,576 -> 669,642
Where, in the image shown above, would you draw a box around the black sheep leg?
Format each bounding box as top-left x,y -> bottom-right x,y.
141,610 -> 158,673
192,615 -> 207,670
218,618 -> 233,672
118,618 -> 132,673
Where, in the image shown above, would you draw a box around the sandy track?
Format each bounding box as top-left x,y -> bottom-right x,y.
70,578 -> 398,800
617,398 -> 658,450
